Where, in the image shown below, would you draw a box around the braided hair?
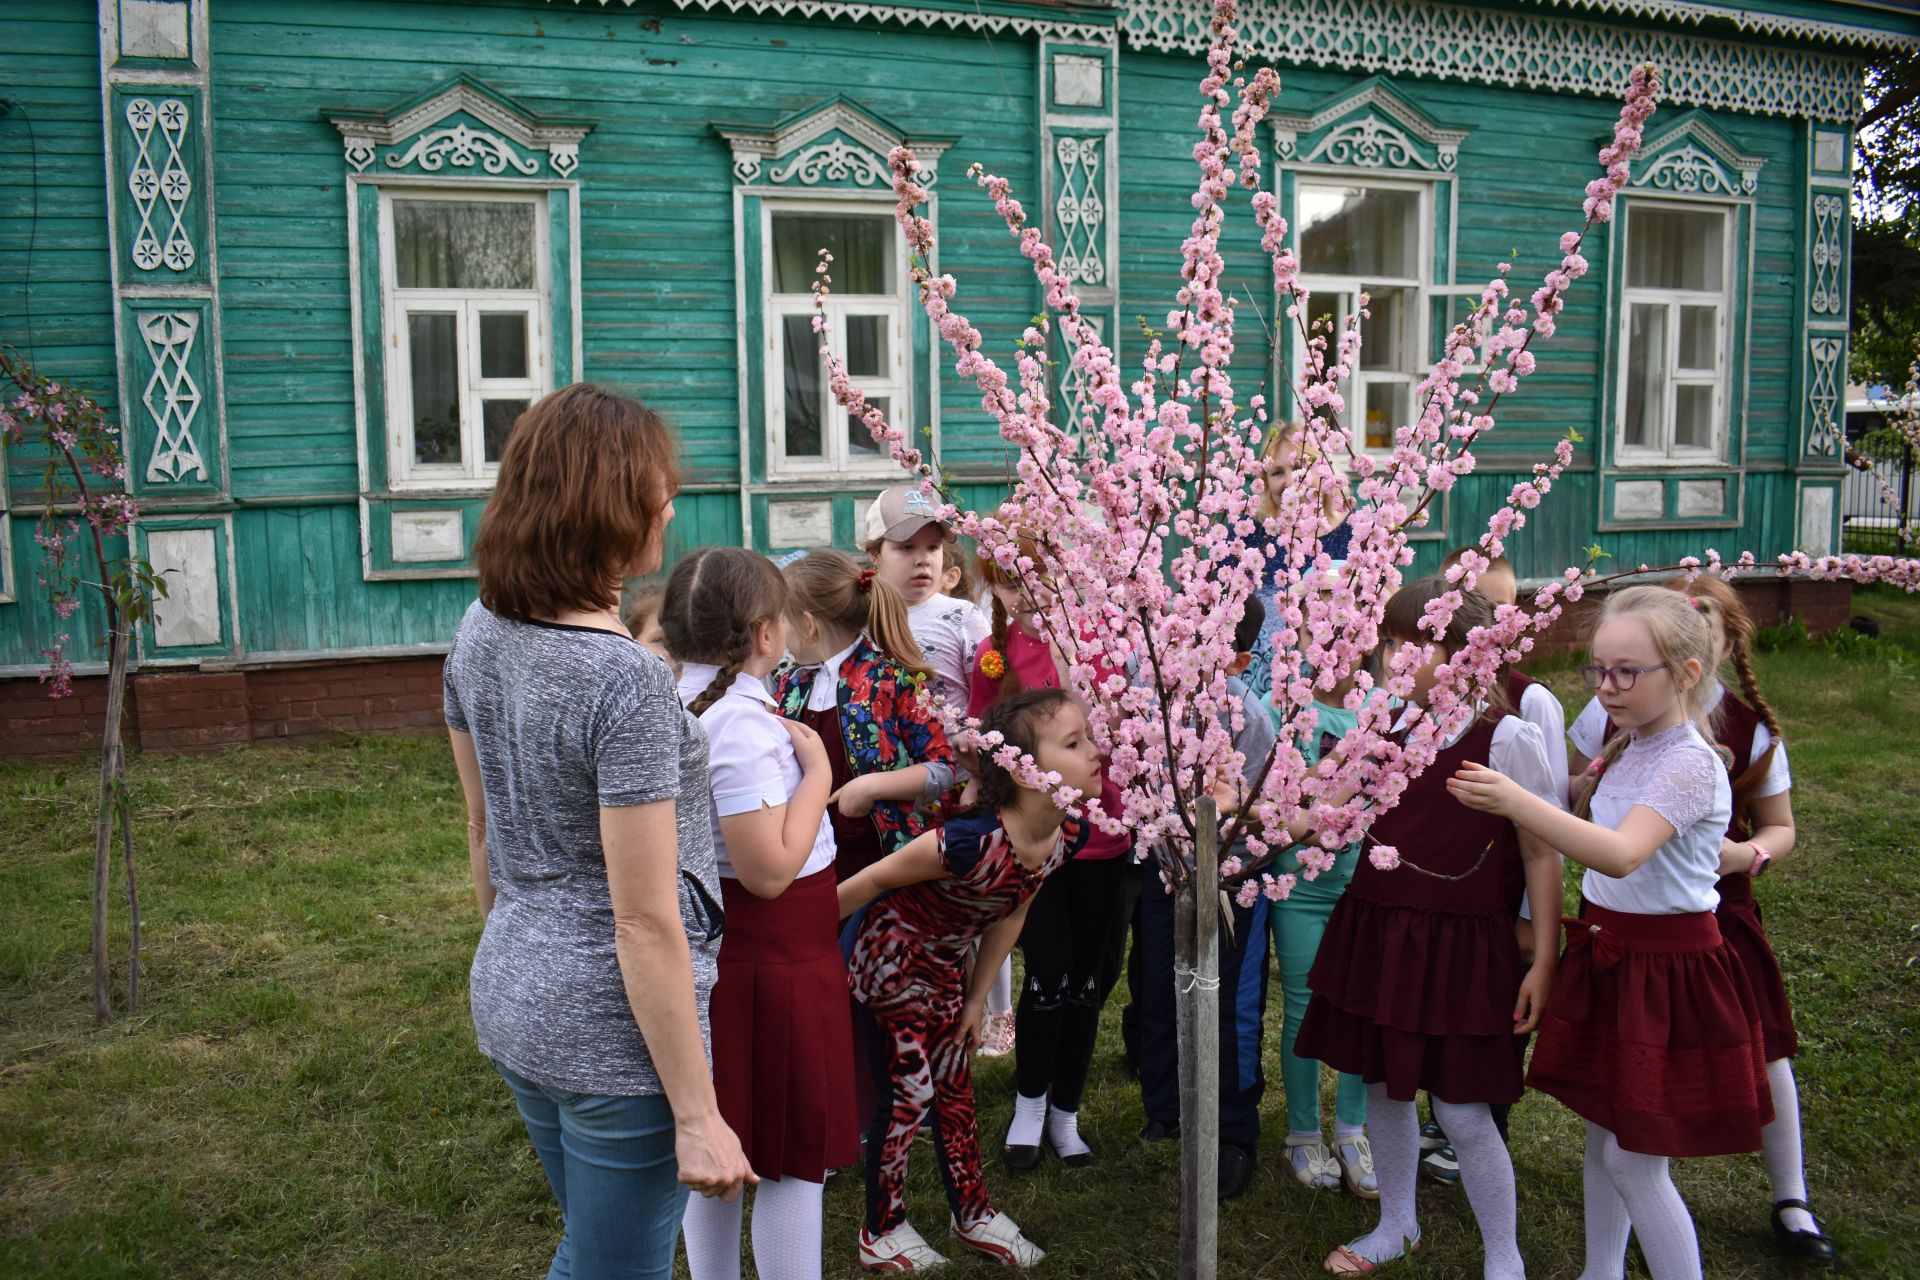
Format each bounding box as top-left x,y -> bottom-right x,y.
1660,574 -> 1783,744
974,537 -> 1044,700
661,546 -> 788,716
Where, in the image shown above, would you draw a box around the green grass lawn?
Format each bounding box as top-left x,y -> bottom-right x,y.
4,587 -> 1919,1279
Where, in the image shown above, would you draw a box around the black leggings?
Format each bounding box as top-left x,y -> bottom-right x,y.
1014,854 -> 1132,1113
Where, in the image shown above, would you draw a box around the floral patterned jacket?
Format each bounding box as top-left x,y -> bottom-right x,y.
772,636 -> 957,854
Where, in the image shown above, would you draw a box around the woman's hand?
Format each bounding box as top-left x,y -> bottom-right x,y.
782,716 -> 830,775
675,1110 -> 758,1202
1512,959 -> 1554,1036
1446,762 -> 1525,818
830,773 -> 877,819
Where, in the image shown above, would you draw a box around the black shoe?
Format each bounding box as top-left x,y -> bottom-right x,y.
1419,1142 -> 1460,1186
1049,1134 -> 1096,1170
1218,1144 -> 1256,1202
1002,1140 -> 1041,1172
1771,1199 -> 1837,1265
1418,1118 -> 1447,1152
1138,1118 -> 1181,1143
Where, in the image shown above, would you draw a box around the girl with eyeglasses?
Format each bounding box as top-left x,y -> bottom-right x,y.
664,547 -> 855,1280
1564,575 -> 1832,1264
1449,585 -> 1775,1280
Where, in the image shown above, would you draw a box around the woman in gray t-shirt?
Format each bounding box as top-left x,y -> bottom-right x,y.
444,384 -> 753,1280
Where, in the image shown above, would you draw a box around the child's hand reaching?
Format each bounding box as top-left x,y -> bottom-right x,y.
1512,958 -> 1554,1035
956,994 -> 987,1053
1446,762 -> 1525,817
830,774 -> 877,818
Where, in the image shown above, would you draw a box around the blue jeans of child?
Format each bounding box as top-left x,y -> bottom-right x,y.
494,1061 -> 687,1280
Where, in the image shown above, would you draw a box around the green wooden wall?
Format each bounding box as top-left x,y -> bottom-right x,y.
0,0 -> 1875,674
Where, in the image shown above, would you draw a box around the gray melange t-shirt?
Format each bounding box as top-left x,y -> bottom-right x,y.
444,600 -> 722,1096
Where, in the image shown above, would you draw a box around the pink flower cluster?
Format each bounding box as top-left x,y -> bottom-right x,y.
804,3 -> 1920,893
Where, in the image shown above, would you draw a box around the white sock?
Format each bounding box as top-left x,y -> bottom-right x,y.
749,1176 -> 825,1280
1334,1120 -> 1378,1194
682,1188 -> 744,1280
989,957 -> 1013,1017
1047,1106 -> 1091,1160
1433,1099 -> 1524,1280
1007,1091 -> 1047,1148
1344,1086 -> 1420,1262
1576,1123 -> 1630,1280
1594,1125 -> 1702,1280
1762,1058 -> 1818,1234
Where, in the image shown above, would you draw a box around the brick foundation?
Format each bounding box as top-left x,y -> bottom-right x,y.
1,655 -> 449,759
0,577 -> 1859,758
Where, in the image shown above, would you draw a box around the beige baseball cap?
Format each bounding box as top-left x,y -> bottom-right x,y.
865,484 -> 954,544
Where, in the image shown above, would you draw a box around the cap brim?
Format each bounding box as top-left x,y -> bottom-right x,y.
880,515 -> 954,543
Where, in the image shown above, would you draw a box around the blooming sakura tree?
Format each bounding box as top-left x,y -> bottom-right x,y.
2,349 -> 167,1023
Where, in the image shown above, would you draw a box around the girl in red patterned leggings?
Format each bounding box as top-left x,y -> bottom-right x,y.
838,688 -> 1104,1273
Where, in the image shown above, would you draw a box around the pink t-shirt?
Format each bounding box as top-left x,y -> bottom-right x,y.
969,630 -> 1131,860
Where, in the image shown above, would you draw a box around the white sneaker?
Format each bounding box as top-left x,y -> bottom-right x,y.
952,1211 -> 1046,1267
859,1222 -> 950,1272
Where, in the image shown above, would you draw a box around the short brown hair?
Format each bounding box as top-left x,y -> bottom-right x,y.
473,384 -> 679,621
1382,575 -> 1495,654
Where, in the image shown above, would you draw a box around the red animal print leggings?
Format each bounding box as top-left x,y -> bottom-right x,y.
858,996 -> 995,1235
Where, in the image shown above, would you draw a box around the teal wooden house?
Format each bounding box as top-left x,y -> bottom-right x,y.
2,0 -> 1915,700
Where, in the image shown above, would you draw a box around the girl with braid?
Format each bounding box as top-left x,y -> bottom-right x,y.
1565,575 -> 1834,1264
664,547 -> 858,1280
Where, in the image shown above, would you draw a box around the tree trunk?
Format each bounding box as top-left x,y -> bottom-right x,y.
91,618 -> 129,1024
1176,797 -> 1221,1280
118,750 -> 140,1014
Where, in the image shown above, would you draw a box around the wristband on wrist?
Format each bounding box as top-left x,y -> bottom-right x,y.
1746,839 -> 1771,878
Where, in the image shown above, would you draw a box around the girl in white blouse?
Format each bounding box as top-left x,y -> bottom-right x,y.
1450,586 -> 1774,1280
665,547 -> 855,1280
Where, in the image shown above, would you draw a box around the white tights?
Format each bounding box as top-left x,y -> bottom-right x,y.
1344,1089 -> 1524,1278
682,1176 -> 825,1280
1577,1122 -> 1701,1280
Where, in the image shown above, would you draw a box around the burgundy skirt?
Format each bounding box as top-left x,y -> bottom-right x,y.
712,868 -> 861,1181
1716,874 -> 1799,1061
1294,894 -> 1528,1105
1528,903 -> 1773,1158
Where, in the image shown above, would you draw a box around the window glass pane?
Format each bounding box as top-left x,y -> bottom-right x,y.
479,312 -> 529,379
781,315 -> 823,458
850,396 -> 887,461
1673,385 -> 1714,451
1626,207 -> 1723,292
407,312 -> 461,467
395,200 -> 536,291
1362,286 -> 1416,373
1677,305 -> 1716,372
845,314 -> 889,378
1364,380 -> 1411,451
1623,303 -> 1667,450
483,399 -> 529,463
1298,185 -> 1419,278
772,213 -> 892,294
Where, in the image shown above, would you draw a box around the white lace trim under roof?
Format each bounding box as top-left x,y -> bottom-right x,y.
553,0 -> 1918,52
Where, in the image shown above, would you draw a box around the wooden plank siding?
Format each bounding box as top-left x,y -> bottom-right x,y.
0,0 -> 1881,673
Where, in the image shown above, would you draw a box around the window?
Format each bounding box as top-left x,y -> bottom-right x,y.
1294,181 -> 1427,453
1617,203 -> 1729,463
765,207 -> 906,477
379,191 -> 550,488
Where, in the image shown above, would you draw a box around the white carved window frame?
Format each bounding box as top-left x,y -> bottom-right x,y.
761,195 -> 914,481
376,186 -> 553,490
1290,172 -> 1436,463
1612,196 -> 1736,468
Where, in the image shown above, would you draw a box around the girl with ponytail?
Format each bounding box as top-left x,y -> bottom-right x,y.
663,546 -> 859,1280
1565,576 -> 1832,1263
771,550 -> 955,884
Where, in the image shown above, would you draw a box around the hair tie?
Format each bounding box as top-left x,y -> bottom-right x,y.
1687,597 -> 1707,613
856,568 -> 875,595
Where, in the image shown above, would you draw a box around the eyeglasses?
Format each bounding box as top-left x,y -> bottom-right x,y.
1580,661 -> 1669,692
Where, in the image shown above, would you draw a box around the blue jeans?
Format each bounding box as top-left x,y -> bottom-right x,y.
494,1061 -> 687,1280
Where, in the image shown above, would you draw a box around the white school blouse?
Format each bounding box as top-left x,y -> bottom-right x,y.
1514,681 -> 1570,808
677,663 -> 836,881
1579,720 -> 1732,916
1570,681 -> 1791,800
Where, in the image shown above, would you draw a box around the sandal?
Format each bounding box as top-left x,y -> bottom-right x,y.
1284,1133 -> 1340,1190
1323,1232 -> 1420,1275
1336,1133 -> 1381,1200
